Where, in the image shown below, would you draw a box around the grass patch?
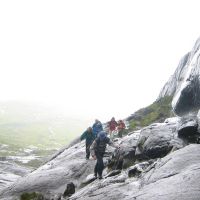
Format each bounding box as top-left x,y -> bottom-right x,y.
20,192 -> 44,200
128,96 -> 174,131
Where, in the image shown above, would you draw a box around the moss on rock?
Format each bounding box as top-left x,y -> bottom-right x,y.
128,96 -> 174,131
20,192 -> 44,200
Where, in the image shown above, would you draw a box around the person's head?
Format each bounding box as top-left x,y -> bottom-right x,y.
95,119 -> 99,123
87,127 -> 92,133
111,117 -> 115,121
98,131 -> 107,141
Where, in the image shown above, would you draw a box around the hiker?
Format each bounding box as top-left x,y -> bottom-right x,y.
117,120 -> 126,138
92,119 -> 103,137
80,127 -> 95,159
108,117 -> 118,139
90,131 -> 119,179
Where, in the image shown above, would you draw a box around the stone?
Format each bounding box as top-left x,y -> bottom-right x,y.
135,118 -> 183,159
177,116 -> 199,142
63,182 -> 75,197
81,174 -> 97,186
105,170 -> 121,178
127,161 -> 152,177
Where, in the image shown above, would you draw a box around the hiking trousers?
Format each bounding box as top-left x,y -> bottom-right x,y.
86,143 -> 91,159
94,151 -> 104,177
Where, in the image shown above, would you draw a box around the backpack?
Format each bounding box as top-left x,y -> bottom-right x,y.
95,137 -> 109,153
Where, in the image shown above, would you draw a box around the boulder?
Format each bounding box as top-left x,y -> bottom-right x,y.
177,116 -> 199,142
127,161 -> 153,177
135,118 -> 184,159
107,131 -> 140,170
63,182 -> 75,197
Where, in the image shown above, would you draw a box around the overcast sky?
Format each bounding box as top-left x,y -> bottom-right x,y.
0,0 -> 200,122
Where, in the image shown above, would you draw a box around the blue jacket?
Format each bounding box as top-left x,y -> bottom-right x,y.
92,122 -> 103,137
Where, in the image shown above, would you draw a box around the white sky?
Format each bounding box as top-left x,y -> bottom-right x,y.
0,0 -> 200,122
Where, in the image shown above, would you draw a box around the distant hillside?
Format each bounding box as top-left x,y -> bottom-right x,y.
0,101 -> 89,152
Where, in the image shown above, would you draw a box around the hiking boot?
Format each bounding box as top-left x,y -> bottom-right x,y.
94,173 -> 97,179
98,176 -> 103,180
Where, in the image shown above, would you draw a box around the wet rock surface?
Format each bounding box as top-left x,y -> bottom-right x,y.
0,141 -> 96,198
129,144 -> 200,200
0,161 -> 31,192
69,144 -> 200,200
159,37 -> 200,116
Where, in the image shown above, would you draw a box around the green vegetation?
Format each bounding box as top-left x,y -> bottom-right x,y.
20,192 -> 44,200
128,96 -> 174,131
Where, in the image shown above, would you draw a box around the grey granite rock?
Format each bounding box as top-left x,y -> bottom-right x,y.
69,144 -> 200,200
158,52 -> 190,99
177,116 -> 199,143
135,118 -> 184,159
129,144 -> 200,200
0,161 -> 31,192
159,37 -> 200,116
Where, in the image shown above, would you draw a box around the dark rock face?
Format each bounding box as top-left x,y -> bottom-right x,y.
177,116 -> 199,143
173,75 -> 200,116
63,182 -> 75,197
158,37 -> 200,116
135,118 -> 184,159
172,38 -> 200,116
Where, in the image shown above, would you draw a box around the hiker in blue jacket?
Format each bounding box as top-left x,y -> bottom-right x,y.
80,127 -> 95,159
92,119 -> 103,137
90,131 -> 119,179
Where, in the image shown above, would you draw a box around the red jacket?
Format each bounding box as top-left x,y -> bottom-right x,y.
108,120 -> 118,131
118,121 -> 125,131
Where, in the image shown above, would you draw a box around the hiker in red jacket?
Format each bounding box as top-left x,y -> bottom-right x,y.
117,120 -> 126,138
108,117 -> 118,139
